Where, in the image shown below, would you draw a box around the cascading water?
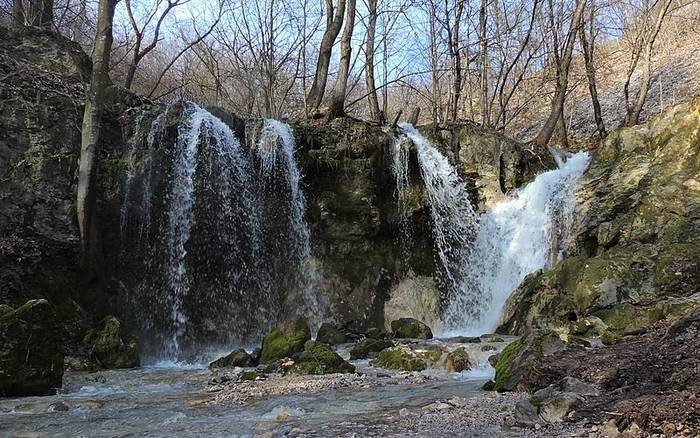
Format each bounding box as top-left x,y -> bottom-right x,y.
440,151 -> 590,336
398,124 -> 479,324
395,124 -> 589,337
119,104 -> 322,362
252,119 -> 322,329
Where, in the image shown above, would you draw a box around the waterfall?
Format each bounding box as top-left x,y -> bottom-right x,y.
399,124 -> 478,324
395,124 -> 589,336
441,151 -> 590,336
120,104 -> 324,361
252,119 -> 322,329
390,136 -> 413,263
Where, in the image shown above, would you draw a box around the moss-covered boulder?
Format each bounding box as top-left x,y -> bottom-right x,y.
444,348 -> 471,373
390,318 -> 433,339
287,342 -> 355,375
83,316 -> 139,369
209,348 -> 257,369
0,299 -> 64,396
260,317 -> 311,363
371,346 -> 441,371
493,330 -> 569,392
315,322 -> 348,345
349,338 -> 394,360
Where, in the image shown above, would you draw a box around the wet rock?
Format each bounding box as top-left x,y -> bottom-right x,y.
371,346 -> 440,371
260,317 -> 311,363
83,316 -> 139,369
0,299 -> 64,396
209,348 -> 257,369
349,338 -> 394,360
493,330 -> 569,392
481,345 -> 497,352
286,342 -> 355,375
444,348 -> 471,373
47,401 -> 69,412
556,376 -> 599,397
515,388 -> 584,426
315,322 -> 348,345
390,318 -> 433,339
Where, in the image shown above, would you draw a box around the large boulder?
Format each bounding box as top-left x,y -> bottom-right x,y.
349,338 -> 394,360
444,348 -> 471,373
499,99 -> 700,337
493,330 -> 569,392
209,348 -> 257,369
260,317 -> 311,363
390,317 -> 433,339
83,316 -> 140,369
287,342 -> 355,375
371,346 -> 441,371
315,322 -> 349,345
0,299 -> 64,396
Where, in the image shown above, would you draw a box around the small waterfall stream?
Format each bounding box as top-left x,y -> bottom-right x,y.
395,124 -> 589,336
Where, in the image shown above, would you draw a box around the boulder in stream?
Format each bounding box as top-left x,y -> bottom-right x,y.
390,318 -> 433,339
209,348 -> 257,369
287,342 -> 355,375
260,317 -> 311,363
371,346 -> 441,371
83,316 -> 140,369
349,338 -> 394,359
315,322 -> 348,345
444,348 -> 471,373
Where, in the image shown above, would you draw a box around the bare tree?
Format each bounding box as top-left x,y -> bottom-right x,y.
531,0 -> 586,147
579,0 -> 606,137
622,0 -> 673,126
327,0 -> 356,118
307,0 -> 347,111
123,0 -> 186,90
364,0 -> 382,122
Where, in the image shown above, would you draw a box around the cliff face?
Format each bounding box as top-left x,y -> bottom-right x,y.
499,98 -> 700,336
0,26 -> 548,347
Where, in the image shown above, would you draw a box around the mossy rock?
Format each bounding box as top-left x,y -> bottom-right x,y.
390,318 -> 433,339
371,346 -> 440,371
0,299 -> 65,396
493,330 -> 568,392
287,343 -> 355,375
83,316 -> 139,369
316,322 -> 348,345
260,317 -> 311,363
444,348 -> 471,373
209,348 -> 257,369
349,338 -> 394,360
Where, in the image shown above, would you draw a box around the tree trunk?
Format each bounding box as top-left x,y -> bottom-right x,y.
531,0 -> 586,148
307,0 -> 346,112
449,0 -> 465,122
365,0 -> 381,122
624,0 -> 672,126
578,12 -> 606,138
327,0 -> 356,118
77,0 -> 116,275
479,0 -> 489,126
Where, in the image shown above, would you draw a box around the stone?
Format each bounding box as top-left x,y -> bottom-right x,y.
47,401 -> 70,412
349,338 -> 394,360
260,317 -> 311,363
444,348 -> 471,373
209,348 -> 257,369
537,392 -> 584,423
390,318 -> 433,339
286,342 -> 355,375
493,330 -> 569,392
315,322 -> 348,345
83,316 -> 139,369
0,299 -> 64,396
371,346 -> 440,371
556,377 -> 599,397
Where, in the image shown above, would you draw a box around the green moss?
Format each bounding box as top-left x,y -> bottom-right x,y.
287,344 -> 355,375
260,317 -> 311,363
371,346 -> 428,371
209,348 -> 256,369
83,316 -> 139,369
390,318 -> 433,339
494,339 -> 522,391
445,348 -> 470,373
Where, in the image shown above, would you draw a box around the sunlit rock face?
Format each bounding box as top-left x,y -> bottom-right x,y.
499,99 -> 700,335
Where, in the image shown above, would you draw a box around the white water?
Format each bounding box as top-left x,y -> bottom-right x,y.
442,151 -> 590,336
399,124 -> 478,327
396,124 -> 589,337
253,119 -> 322,329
